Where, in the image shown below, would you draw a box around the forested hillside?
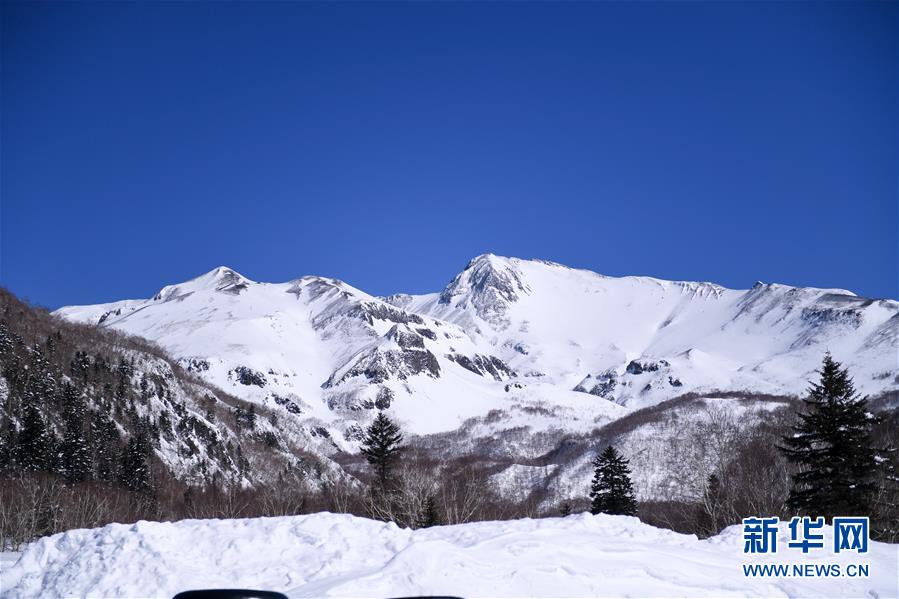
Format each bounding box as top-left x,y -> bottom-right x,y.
0,288 -> 339,549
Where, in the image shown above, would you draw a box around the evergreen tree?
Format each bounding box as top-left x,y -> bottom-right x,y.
780,354 -> 878,518
360,412 -> 403,486
59,385 -> 92,483
416,494 -> 440,528
0,417 -> 13,474
119,432 -> 152,494
16,402 -> 53,472
589,445 -> 638,516
91,408 -> 121,482
70,350 -> 90,383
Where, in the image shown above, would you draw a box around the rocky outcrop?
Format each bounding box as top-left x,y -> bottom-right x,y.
386,324 -> 425,349
231,366 -> 267,387
574,371 -> 618,399
446,353 -> 516,381
351,302 -> 425,327
626,359 -> 669,375
438,254 -> 530,329
324,345 -> 441,388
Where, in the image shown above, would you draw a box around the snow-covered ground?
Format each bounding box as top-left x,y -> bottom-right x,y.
2,513 -> 896,598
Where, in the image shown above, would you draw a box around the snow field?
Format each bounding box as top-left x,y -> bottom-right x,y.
2,512 -> 896,598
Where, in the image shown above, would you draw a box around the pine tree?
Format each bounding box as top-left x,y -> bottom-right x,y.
91,408 -> 121,482
119,431 -> 152,494
59,383 -> 92,483
589,445 -> 638,516
360,412 -> 404,487
70,350 -> 90,383
0,417 -> 13,474
16,402 -> 52,472
780,354 -> 878,519
416,494 -> 440,528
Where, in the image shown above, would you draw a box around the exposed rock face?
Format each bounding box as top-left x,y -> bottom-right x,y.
98,308 -> 125,324
386,324 -> 425,349
576,359 -> 682,401
272,393 -> 302,414
343,424 -> 364,441
446,353 -> 516,381
626,359 -> 669,375
380,293 -> 414,309
231,366 -> 267,387
415,327 -> 438,341
800,306 -> 863,328
574,371 -> 618,399
213,271 -> 250,295
375,386 -> 394,410
862,313 -> 899,351
438,254 -> 530,329
324,345 -> 441,388
352,302 -> 425,327
184,358 -> 210,372
288,276 -> 349,302
154,267 -> 250,302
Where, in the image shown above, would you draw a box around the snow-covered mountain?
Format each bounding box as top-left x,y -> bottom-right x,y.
56,254 -> 898,463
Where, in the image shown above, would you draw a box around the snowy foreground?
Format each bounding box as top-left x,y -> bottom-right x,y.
1,513 -> 896,598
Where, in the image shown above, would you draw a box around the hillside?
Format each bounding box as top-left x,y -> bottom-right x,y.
0,287 -> 345,548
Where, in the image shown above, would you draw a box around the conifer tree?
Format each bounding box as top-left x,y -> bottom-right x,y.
360,411 -> 404,487
416,494 -> 440,528
91,409 -> 121,481
16,402 -> 52,472
120,431 -> 152,494
59,383 -> 92,482
0,417 -> 13,474
590,445 -> 638,516
780,353 -> 877,518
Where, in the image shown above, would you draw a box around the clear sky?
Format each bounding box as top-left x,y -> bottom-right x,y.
1,1 -> 896,309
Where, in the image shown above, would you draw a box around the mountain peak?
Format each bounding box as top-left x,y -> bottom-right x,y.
465,252 -> 508,268
439,254 -> 530,328
153,266 -> 251,301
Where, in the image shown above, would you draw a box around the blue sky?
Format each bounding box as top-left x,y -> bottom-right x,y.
1,1 -> 896,308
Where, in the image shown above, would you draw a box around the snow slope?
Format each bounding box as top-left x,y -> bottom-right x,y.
2,512 -> 895,598
398,255 -> 897,408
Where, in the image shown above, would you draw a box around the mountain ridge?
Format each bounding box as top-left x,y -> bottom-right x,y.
66,253 -> 874,312
54,254 -> 897,449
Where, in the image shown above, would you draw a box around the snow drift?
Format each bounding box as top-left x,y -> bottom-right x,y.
2,512 -> 896,598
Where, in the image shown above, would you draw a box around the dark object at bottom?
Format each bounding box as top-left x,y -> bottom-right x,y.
173,590 -> 464,599
173,590 -> 288,599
